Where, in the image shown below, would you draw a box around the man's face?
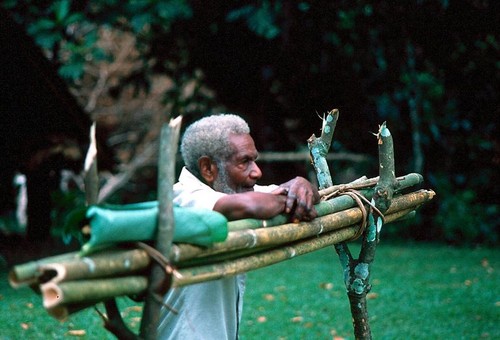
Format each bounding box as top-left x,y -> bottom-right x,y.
213,133 -> 262,194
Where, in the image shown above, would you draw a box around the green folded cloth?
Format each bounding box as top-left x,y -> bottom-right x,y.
82,201 -> 227,253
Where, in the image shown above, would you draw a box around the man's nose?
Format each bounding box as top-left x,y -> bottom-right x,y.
249,162 -> 262,179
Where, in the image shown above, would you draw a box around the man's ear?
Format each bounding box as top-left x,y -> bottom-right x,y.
198,156 -> 218,186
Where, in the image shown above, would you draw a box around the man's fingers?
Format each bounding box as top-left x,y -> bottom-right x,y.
272,187 -> 288,196
285,193 -> 296,213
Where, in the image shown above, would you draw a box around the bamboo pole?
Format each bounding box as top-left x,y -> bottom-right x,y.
10,189 -> 434,290
8,252 -> 80,288
9,188 -> 432,321
227,172 -> 423,231
170,189 -> 434,263
172,227 -> 357,287
36,207 -> 418,319
171,205 -> 422,287
173,207 -> 417,268
41,276 -> 148,309
47,301 -> 103,321
39,249 -> 151,284
318,173 -> 422,198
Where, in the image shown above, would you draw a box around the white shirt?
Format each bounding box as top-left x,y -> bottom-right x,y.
158,167 -> 276,340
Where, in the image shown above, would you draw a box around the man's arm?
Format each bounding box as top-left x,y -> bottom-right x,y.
213,191 -> 287,221
213,177 -> 319,222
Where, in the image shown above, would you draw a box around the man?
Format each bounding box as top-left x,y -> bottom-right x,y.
158,114 -> 319,339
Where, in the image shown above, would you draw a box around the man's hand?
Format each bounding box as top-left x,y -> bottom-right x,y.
276,177 -> 320,222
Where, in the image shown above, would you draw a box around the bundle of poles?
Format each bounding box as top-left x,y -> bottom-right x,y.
9,172 -> 434,321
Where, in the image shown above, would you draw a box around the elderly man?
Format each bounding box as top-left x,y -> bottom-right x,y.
158,114 -> 319,339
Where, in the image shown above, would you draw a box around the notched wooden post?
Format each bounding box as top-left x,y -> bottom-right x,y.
83,123 -> 138,340
140,116 -> 182,339
347,122 -> 398,339
309,113 -> 402,340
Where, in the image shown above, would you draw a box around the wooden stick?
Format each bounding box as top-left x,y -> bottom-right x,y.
141,116 -> 182,338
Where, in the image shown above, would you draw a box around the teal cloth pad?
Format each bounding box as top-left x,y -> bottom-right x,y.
83,201 -> 228,253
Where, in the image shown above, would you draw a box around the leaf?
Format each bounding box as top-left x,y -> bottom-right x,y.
130,13 -> 153,32
65,13 -> 85,26
29,19 -> 56,32
59,62 -> 85,80
54,0 -> 71,23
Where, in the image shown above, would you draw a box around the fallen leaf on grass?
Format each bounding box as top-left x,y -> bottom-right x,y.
367,292 -> 379,299
67,329 -> 86,336
263,293 -> 275,301
319,282 -> 334,290
330,329 -> 346,340
291,316 -> 303,323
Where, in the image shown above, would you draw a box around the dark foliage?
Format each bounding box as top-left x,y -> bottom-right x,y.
2,0 -> 498,245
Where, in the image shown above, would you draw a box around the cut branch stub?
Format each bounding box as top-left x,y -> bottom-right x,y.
373,122 -> 398,213
308,109 -> 339,189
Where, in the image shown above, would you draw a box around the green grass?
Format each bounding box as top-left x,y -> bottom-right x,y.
1,242 -> 498,339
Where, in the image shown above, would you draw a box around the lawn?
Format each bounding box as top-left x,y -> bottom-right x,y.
1,242 -> 498,339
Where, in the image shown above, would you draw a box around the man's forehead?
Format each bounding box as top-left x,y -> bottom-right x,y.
228,133 -> 258,156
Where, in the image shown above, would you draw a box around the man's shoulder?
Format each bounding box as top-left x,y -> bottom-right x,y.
174,167 -> 226,210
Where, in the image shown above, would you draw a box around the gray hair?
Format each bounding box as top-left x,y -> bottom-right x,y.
180,114 -> 250,178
